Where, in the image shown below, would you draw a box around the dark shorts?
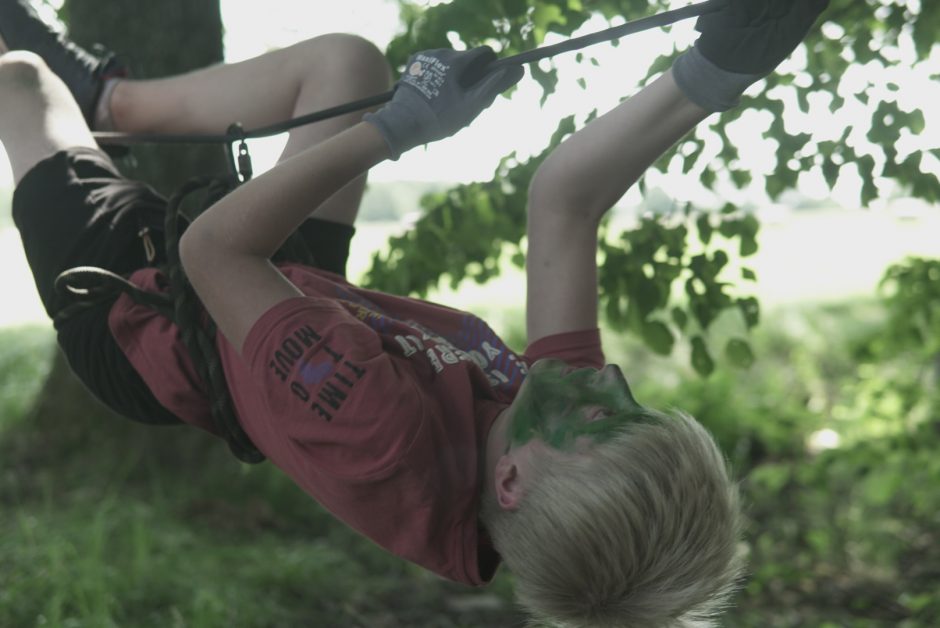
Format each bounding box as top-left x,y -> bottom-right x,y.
13,146 -> 355,425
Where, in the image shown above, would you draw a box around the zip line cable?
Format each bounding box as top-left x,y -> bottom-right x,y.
90,0 -> 727,148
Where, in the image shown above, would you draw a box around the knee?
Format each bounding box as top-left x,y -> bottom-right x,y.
301,34 -> 392,91
0,50 -> 49,91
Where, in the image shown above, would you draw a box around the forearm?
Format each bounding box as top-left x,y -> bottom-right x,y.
529,68 -> 709,223
182,122 -> 389,259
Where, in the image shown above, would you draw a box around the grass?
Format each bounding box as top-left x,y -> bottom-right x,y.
0,325 -> 521,627
2,440 -> 524,627
0,325 -> 55,430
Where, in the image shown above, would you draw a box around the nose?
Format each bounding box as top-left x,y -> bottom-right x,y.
600,364 -> 627,385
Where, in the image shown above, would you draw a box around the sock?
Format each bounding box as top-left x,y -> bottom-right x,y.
93,78 -> 121,131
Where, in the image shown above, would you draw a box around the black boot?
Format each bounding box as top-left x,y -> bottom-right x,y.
0,0 -> 127,129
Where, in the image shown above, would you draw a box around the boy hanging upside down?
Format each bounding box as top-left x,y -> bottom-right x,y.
0,0 -> 828,625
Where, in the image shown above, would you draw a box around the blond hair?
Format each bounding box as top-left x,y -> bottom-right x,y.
479,409 -> 745,628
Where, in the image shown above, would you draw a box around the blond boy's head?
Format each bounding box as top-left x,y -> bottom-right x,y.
479,360 -> 745,627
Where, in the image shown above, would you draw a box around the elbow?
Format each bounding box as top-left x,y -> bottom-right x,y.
178,226 -> 217,286
528,158 -> 607,224
178,228 -> 200,281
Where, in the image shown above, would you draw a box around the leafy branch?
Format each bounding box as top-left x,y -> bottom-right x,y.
369,0 -> 939,375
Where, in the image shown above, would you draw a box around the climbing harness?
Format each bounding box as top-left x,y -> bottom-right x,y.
56,0 -> 725,464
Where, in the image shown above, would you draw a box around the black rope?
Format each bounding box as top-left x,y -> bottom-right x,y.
163,177 -> 265,464
90,0 -> 725,147
54,265 -> 175,323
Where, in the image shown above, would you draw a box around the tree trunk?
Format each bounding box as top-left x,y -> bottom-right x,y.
29,0 -> 227,459
65,0 -> 227,195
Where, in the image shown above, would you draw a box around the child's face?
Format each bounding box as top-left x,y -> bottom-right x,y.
506,358 -> 646,454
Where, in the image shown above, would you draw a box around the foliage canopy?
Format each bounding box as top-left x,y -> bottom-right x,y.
362,0 -> 939,375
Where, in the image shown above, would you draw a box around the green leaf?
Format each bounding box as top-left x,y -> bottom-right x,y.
725,338 -> 755,369
606,295 -> 625,327
822,157 -> 840,190
750,464 -> 790,493
531,4 -> 565,39
712,250 -> 729,274
806,529 -> 831,555
503,0 -> 528,18
907,108 -> 927,134
691,299 -> 717,330
642,321 -> 675,356
864,471 -> 900,507
700,167 -> 717,189
691,336 -> 715,377
718,218 -> 739,239
766,173 -> 787,200
737,297 -> 761,329
740,213 -> 759,236
697,214 -> 713,245
856,154 -> 879,207
740,234 -> 759,257
730,169 -> 753,188
671,307 -> 688,331
634,277 -> 664,316
690,254 -> 708,279
742,267 -> 757,281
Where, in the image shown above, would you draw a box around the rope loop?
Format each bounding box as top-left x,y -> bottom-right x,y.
54,265 -> 174,324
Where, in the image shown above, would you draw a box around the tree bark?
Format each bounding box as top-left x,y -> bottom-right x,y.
29,0 -> 227,459
64,0 -> 227,195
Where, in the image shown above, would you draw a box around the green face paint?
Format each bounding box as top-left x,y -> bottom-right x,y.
507,358 -> 650,453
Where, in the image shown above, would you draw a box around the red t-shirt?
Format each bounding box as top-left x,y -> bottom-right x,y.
109,263 -> 604,586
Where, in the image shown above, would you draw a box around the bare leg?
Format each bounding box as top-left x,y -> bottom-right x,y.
108,34 -> 391,223
0,51 -> 98,186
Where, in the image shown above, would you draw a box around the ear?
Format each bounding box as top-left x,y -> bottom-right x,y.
494,453 -> 526,511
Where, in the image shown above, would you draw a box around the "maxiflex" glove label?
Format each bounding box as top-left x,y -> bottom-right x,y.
402,54 -> 450,101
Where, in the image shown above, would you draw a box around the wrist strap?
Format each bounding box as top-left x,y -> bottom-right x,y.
672,46 -> 762,113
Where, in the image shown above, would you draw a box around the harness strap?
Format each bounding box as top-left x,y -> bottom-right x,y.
163,177 -> 265,464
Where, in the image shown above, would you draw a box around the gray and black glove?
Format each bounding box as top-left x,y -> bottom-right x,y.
364,46 -> 524,160
674,0 -> 830,112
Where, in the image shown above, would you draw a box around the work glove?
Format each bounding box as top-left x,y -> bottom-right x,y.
674,0 -> 830,112
364,46 -> 525,160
